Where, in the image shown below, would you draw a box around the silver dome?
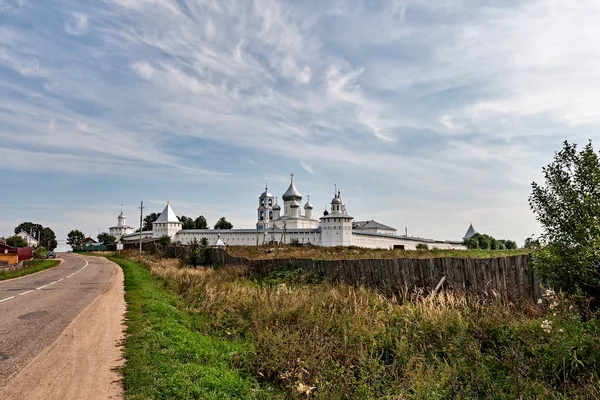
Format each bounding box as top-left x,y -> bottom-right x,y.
290,199 -> 301,208
282,175 -> 302,201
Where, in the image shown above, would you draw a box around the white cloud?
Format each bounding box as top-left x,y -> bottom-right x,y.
300,160 -> 314,175
64,12 -> 89,36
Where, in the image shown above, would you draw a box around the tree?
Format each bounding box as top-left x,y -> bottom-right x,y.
416,243 -> 429,250
14,222 -> 43,239
157,235 -> 172,246
523,237 -> 540,249
200,237 -> 209,247
66,230 -> 85,249
214,217 -> 233,229
42,227 -> 58,251
178,215 -> 196,230
142,213 -> 160,231
97,232 -> 117,245
187,238 -> 202,268
13,222 -> 57,250
463,233 -> 517,250
530,140 -> 600,296
504,240 -> 517,250
5,235 -> 28,248
195,215 -> 208,229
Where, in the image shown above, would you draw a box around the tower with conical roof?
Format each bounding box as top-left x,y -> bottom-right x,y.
463,223 -> 477,240
152,202 -> 183,239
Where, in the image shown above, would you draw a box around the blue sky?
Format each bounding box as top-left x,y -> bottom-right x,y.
1,0 -> 596,250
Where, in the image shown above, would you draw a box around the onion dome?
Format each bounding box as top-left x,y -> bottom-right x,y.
118,212 -> 126,220
331,196 -> 342,205
323,209 -> 329,216
273,203 -> 281,211
282,174 -> 302,201
290,199 -> 301,208
304,195 -> 313,210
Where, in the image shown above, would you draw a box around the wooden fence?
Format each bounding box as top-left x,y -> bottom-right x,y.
151,246 -> 541,301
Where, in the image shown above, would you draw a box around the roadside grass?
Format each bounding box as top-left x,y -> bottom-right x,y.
131,253 -> 600,399
108,254 -> 283,400
228,245 -> 529,260
0,259 -> 60,281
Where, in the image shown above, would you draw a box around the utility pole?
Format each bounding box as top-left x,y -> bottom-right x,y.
139,201 -> 145,254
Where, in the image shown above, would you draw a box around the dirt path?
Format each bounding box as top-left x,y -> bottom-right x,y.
0,258 -> 125,400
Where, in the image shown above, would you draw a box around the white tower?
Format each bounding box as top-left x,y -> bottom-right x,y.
257,184 -> 275,230
320,188 -> 353,247
304,195 -> 313,219
152,202 -> 183,239
109,205 -> 135,238
281,173 -> 302,216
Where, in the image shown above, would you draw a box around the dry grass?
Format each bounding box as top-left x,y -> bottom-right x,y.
227,245 -> 529,260
125,252 -> 600,399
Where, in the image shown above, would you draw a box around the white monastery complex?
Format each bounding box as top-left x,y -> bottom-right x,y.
118,174 -> 466,250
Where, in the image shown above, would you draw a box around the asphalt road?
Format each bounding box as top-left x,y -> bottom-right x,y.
0,253 -> 115,385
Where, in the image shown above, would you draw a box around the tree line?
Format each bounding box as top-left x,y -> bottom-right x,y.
462,233 -> 517,250
3,222 -> 58,250
138,213 -> 233,232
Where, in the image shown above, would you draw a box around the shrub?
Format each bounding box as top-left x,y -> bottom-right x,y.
416,243 -> 429,250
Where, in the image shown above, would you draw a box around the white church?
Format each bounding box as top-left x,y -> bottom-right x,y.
118,174 -> 466,250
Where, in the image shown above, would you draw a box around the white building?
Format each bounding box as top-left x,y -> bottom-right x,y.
118,175 -> 467,250
109,208 -> 136,239
16,230 -> 38,247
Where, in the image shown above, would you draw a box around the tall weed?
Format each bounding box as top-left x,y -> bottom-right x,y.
129,253 -> 600,399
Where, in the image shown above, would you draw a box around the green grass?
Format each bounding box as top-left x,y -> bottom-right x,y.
107,255 -> 283,400
0,259 -> 60,281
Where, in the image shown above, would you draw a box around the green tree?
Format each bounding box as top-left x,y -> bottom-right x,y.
200,237 -> 209,247
195,215 -> 208,229
214,217 -> 233,229
5,235 -> 28,248
416,243 -> 429,250
178,215 -> 196,230
530,140 -> 600,296
41,227 -> 58,251
97,232 -> 117,245
523,237 -> 540,249
142,213 -> 160,231
14,222 -> 43,239
504,240 -> 517,250
66,230 -> 85,249
157,235 -> 172,246
187,238 -> 202,268
13,223 -> 57,250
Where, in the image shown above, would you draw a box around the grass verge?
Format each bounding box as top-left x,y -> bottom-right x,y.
0,259 -> 60,281
108,254 -> 282,400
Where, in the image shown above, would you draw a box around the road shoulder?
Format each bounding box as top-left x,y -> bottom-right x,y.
0,258 -> 125,400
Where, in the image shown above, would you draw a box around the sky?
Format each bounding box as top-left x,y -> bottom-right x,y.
1,0 -> 598,251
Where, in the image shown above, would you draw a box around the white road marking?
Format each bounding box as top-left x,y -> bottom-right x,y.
2,258 -> 90,303
0,296 -> 15,303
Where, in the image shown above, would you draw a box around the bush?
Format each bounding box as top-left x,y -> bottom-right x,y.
416,243 -> 429,250
530,140 -> 600,297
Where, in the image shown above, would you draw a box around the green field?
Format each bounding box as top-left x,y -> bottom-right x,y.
0,259 -> 60,281
110,252 -> 600,399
